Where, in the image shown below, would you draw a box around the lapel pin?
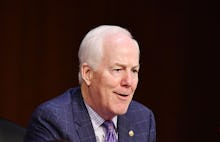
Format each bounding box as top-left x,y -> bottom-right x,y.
129,130 -> 134,137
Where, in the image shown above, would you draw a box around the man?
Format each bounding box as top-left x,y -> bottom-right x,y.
24,25 -> 156,142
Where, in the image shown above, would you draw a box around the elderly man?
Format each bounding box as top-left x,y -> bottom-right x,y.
24,25 -> 156,142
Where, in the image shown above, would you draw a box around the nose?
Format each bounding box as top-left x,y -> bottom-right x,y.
121,71 -> 133,87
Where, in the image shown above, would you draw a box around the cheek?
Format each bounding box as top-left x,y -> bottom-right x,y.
133,79 -> 138,88
101,73 -> 120,87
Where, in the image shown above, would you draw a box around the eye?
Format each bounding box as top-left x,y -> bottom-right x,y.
132,69 -> 139,73
113,68 -> 122,72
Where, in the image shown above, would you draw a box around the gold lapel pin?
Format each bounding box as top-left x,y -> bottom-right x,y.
129,130 -> 134,137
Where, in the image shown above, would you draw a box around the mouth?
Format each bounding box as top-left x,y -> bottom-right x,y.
117,93 -> 129,97
114,92 -> 130,98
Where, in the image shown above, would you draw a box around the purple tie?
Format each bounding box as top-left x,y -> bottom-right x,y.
103,120 -> 117,142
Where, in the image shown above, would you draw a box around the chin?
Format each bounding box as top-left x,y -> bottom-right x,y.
118,111 -> 127,115
114,106 -> 129,115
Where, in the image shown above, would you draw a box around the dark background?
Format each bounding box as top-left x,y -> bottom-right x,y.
0,0 -> 219,142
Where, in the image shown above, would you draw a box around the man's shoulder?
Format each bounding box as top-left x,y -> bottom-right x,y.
36,87 -> 82,113
25,87 -> 83,141
126,100 -> 154,118
130,100 -> 152,111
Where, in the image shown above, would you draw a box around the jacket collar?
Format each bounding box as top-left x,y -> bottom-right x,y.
72,90 -> 96,142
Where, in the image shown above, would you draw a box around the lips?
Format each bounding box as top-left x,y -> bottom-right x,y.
113,92 -> 129,97
118,93 -> 129,97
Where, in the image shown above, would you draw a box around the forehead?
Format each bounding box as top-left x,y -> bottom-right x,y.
101,33 -> 140,65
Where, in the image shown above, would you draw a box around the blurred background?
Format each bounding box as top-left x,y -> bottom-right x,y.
0,0 -> 219,142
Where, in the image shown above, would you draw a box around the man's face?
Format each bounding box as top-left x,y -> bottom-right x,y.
88,34 -> 139,120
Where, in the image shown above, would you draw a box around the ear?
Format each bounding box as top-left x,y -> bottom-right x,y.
81,63 -> 93,86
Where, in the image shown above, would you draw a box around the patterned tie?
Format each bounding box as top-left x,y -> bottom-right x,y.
102,120 -> 117,142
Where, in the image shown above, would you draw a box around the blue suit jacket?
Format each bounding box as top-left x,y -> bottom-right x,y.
24,87 -> 156,142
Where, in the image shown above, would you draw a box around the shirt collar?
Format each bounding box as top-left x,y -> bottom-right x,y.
85,103 -> 117,130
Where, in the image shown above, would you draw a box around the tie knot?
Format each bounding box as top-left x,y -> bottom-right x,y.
103,120 -> 115,132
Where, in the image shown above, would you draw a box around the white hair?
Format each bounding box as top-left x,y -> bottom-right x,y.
78,25 -> 139,84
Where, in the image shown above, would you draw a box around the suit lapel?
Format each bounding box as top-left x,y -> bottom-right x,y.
75,118 -> 96,142
71,90 -> 96,142
118,115 -> 135,142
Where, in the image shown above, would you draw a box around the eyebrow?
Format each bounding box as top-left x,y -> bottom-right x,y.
114,63 -> 140,69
